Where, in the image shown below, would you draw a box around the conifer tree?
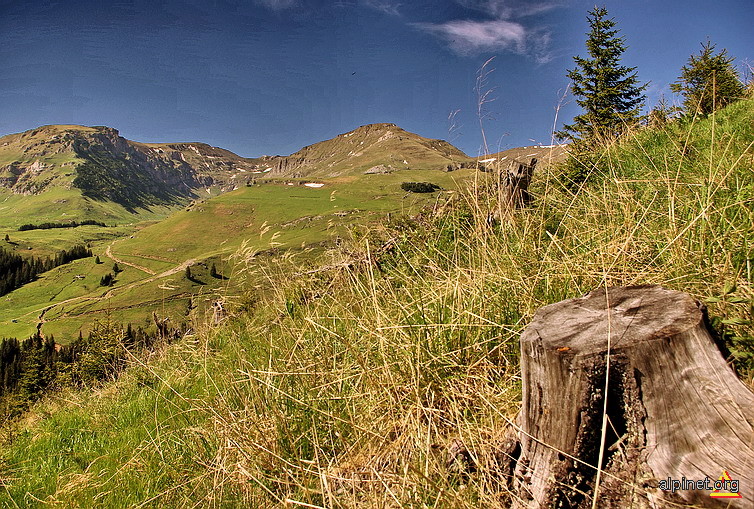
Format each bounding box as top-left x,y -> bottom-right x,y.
77,318 -> 125,383
558,7 -> 647,144
670,41 -> 744,116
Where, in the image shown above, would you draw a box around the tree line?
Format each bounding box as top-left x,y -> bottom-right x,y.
401,182 -> 441,193
18,219 -> 108,231
0,244 -> 92,297
558,6 -> 748,187
1,319 -> 182,419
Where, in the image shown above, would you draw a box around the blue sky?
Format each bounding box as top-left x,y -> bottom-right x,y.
1,0 -> 751,157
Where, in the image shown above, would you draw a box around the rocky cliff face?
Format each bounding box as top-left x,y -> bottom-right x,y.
0,125 -> 262,207
154,142 -> 263,188
69,128 -> 200,208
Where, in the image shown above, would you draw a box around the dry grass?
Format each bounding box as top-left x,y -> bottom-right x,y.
191,99 -> 753,507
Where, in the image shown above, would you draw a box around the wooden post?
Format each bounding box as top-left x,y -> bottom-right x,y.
152,311 -> 171,341
504,285 -> 754,508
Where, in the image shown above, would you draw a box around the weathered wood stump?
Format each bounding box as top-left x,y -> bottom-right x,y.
504,285 -> 754,508
501,157 -> 537,209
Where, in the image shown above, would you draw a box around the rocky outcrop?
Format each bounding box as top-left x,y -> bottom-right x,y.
271,156 -> 307,175
0,125 -> 262,205
364,164 -> 394,174
156,142 -> 263,187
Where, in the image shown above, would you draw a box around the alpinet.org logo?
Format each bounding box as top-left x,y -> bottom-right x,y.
658,470 -> 742,499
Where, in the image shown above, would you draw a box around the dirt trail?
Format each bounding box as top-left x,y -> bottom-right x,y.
36,295 -> 100,327
33,254 -> 196,334
53,293 -> 192,320
101,257 -> 195,299
106,241 -> 156,275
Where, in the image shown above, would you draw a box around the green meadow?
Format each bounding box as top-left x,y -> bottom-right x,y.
1,168 -> 477,343
115,169 -> 476,263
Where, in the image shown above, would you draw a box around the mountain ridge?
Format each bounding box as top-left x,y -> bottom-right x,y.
0,125 -> 251,198
262,122 -> 470,177
0,122 -> 474,193
0,122 -> 565,227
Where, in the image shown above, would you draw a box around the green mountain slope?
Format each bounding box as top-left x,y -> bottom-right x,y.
0,125 -> 262,228
0,123 -> 487,342
0,167 -> 476,341
0,121 -> 565,344
262,123 -> 471,177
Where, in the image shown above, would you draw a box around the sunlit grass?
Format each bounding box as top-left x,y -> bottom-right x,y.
1,99 -> 752,507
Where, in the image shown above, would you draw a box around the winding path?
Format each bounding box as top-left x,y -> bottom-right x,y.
106,241 -> 156,275
33,245 -> 196,333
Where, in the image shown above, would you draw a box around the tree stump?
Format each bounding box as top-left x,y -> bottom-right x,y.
501,157 -> 537,209
504,285 -> 754,508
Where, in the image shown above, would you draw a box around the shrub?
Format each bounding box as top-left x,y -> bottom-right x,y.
400,182 -> 441,193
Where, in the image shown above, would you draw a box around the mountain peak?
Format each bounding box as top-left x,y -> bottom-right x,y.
0,124 -> 255,211
349,122 -> 399,132
266,123 -> 468,178
335,123 -> 403,140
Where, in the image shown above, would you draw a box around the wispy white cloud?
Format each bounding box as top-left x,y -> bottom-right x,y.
527,27 -> 553,63
361,0 -> 401,16
514,2 -> 560,18
455,0 -> 513,19
456,0 -> 559,18
417,19 -> 526,55
416,1 -> 557,61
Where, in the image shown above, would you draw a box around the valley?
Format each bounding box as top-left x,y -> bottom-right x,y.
0,122 -> 562,343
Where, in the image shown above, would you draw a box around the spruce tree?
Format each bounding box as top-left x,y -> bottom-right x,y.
77,318 -> 125,384
670,41 -> 744,116
558,7 -> 647,144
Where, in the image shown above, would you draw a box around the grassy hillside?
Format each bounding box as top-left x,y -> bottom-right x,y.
114,169 -> 475,264
0,123 -> 274,233
263,123 -> 470,177
0,125 -> 184,228
0,167 -> 478,342
0,185 -> 182,231
0,124 -> 488,343
1,99 -> 752,507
